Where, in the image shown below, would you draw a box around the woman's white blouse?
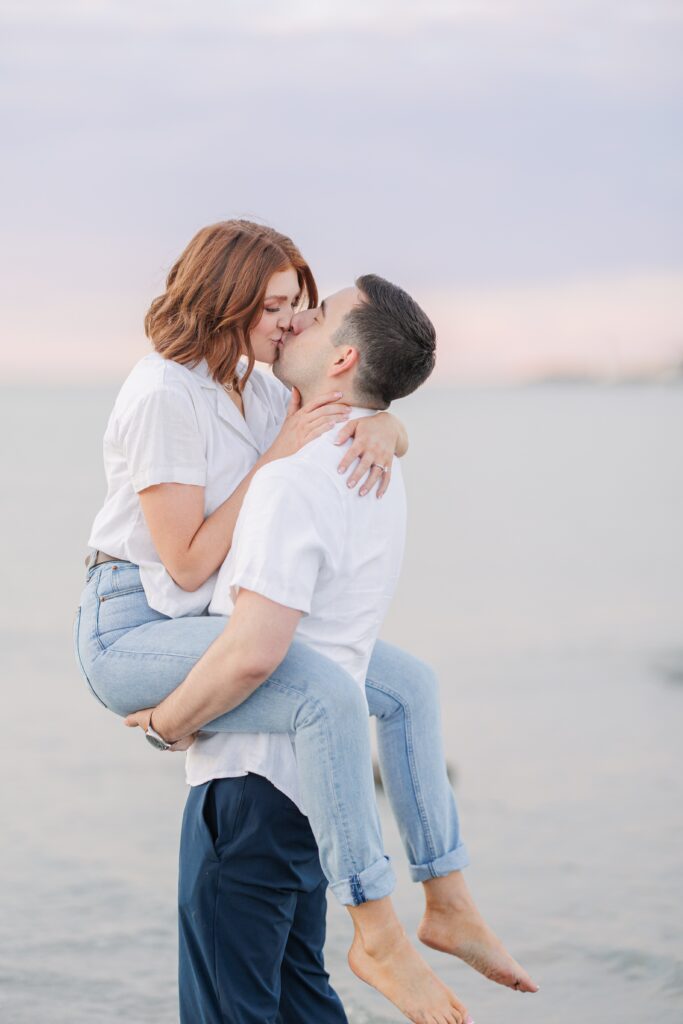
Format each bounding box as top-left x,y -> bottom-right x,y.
88,352 -> 290,617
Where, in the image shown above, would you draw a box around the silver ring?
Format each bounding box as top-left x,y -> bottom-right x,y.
371,463 -> 388,474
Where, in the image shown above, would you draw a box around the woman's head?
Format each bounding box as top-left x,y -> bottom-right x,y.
144,220 -> 317,386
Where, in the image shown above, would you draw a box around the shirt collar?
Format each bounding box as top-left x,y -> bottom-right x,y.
192,357 -> 247,388
193,358 -> 270,453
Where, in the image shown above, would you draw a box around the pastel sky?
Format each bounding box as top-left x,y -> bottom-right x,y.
1,0 -> 682,382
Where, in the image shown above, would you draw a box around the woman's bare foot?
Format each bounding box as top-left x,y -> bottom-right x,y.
347,897 -> 471,1024
418,873 -> 539,994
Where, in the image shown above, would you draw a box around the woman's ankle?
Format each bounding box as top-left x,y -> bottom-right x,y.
422,871 -> 474,913
348,897 -> 407,958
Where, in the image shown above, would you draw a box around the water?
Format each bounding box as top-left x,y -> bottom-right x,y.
1,383 -> 682,1023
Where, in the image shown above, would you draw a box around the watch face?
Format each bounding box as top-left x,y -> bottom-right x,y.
145,730 -> 170,751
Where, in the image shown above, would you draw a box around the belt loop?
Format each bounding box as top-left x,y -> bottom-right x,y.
84,549 -> 100,581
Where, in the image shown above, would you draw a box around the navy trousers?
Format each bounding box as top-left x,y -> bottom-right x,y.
178,773 -> 348,1024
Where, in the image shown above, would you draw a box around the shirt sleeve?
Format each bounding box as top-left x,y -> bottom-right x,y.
119,386 -> 208,492
228,463 -> 344,614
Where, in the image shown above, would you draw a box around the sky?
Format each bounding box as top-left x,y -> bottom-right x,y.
1,0 -> 682,383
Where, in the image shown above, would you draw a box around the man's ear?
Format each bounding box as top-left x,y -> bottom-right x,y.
328,347 -> 359,378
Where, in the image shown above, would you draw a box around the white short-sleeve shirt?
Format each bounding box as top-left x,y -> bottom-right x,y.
88,352 -> 290,617
185,410 -> 407,811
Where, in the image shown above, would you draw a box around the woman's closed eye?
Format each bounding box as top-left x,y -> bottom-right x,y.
265,298 -> 300,315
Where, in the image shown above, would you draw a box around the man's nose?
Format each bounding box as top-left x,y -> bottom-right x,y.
291,308 -> 316,335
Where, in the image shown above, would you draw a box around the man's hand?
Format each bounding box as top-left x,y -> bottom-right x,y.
124,708 -> 154,732
123,591 -> 302,745
123,707 -> 197,751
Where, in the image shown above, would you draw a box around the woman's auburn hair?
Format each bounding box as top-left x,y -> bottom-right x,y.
144,220 -> 318,388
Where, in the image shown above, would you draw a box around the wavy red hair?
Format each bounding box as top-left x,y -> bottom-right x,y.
145,220 -> 318,387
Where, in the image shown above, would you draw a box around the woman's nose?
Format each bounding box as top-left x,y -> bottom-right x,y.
277,310 -> 294,331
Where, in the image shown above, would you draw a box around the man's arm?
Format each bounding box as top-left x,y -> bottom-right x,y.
128,590 -> 302,744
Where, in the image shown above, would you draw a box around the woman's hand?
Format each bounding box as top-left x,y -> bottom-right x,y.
265,388 -> 351,461
334,411 -> 409,498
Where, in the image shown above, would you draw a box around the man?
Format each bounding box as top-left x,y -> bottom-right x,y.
129,276 -> 469,1024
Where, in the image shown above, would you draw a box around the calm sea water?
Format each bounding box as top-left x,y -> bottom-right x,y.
1,383 -> 682,1024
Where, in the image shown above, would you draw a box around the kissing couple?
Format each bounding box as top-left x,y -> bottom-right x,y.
74,219 -> 538,1023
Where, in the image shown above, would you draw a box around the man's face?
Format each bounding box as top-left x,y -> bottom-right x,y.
272,286 -> 362,392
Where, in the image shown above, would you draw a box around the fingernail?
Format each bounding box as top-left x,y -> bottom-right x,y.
336,391 -> 343,397
359,488 -> 367,496
347,480 -> 354,488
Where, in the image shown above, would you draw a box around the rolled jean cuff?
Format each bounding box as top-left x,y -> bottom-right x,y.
328,855 -> 396,906
408,843 -> 470,883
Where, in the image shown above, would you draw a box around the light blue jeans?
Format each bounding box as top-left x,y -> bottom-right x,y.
74,560 -> 468,905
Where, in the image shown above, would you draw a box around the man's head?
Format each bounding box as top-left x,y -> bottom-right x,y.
272,274 -> 436,408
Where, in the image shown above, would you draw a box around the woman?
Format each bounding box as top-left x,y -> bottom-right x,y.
75,220 -> 534,1023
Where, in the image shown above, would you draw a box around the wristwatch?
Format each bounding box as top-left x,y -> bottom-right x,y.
145,715 -> 173,751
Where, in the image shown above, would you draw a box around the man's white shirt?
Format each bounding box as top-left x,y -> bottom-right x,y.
185,409 -> 407,812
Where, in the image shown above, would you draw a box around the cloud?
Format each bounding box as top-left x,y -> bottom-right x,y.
421,270 -> 683,382
2,270 -> 681,385
0,1 -> 680,387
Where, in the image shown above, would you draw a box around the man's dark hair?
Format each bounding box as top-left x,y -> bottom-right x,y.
333,274 -> 436,408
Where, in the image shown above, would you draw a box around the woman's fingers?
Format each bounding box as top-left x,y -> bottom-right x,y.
333,419 -> 356,447
344,451 -> 377,490
333,438 -> 394,495
301,391 -> 344,413
301,412 -> 350,443
302,402 -> 349,421
361,463 -> 391,497
375,465 -> 392,498
306,420 -> 345,443
336,440 -> 363,476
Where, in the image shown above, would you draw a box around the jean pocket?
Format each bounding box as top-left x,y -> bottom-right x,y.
73,607 -> 107,708
95,586 -> 166,649
96,563 -> 145,598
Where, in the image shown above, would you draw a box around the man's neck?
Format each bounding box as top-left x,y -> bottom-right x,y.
297,383 -> 380,411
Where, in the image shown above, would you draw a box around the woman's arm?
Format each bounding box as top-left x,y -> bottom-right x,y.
140,390 -> 349,592
139,400 -> 409,591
